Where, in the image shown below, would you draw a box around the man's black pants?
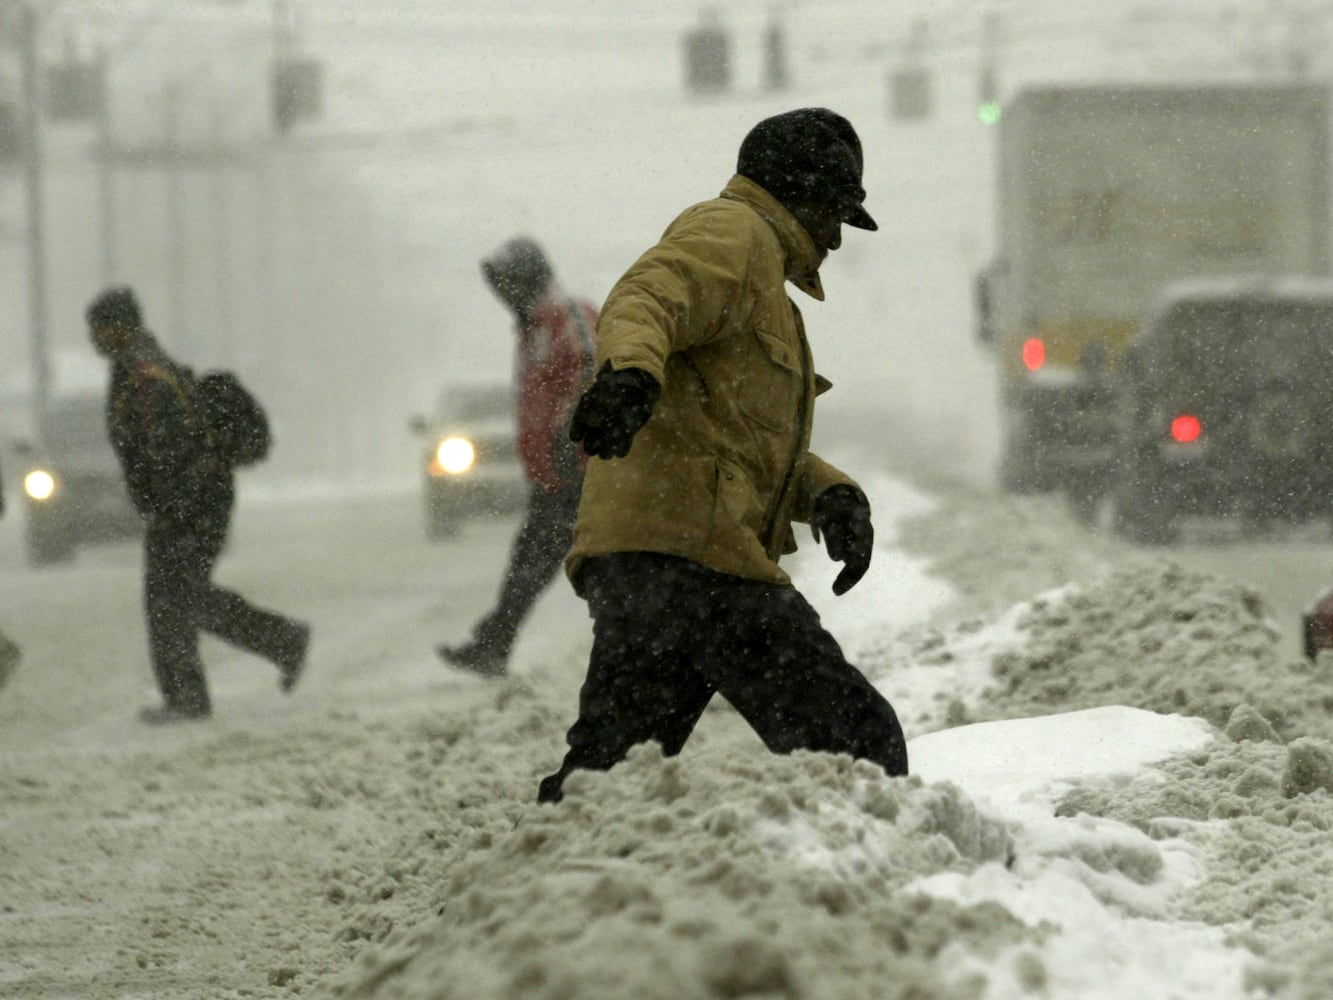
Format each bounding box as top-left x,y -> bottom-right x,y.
145,498 -> 306,715
470,481 -> 582,659
537,552 -> 908,803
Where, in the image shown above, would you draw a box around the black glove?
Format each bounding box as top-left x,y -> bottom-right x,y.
811,485 -> 873,595
569,362 -> 661,460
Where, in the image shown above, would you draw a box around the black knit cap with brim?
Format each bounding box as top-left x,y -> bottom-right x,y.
736,107 -> 878,231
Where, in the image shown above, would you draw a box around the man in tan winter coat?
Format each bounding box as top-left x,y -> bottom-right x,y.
538,108 -> 908,804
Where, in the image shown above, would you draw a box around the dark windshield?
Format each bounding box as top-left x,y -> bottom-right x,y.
435,385 -> 514,423
39,396 -> 109,453
1153,300 -> 1333,386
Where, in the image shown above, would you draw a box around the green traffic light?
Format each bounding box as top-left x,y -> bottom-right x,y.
978,101 -> 1002,125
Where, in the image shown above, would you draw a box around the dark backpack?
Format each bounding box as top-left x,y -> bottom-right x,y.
196,371 -> 271,467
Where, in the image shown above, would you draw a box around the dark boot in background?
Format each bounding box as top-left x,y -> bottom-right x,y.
0,630 -> 21,692
436,639 -> 507,677
274,621 -> 312,693
436,617 -> 510,676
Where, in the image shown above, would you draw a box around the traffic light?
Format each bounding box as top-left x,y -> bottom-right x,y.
683,18 -> 732,96
272,57 -> 322,133
45,59 -> 103,122
763,21 -> 789,91
889,67 -> 932,121
977,11 -> 1002,125
977,65 -> 1001,124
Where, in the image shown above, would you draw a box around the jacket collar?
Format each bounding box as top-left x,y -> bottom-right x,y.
524,284 -> 563,332
112,328 -> 165,370
719,174 -> 825,301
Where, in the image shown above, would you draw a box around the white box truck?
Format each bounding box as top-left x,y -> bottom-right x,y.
975,84 -> 1330,494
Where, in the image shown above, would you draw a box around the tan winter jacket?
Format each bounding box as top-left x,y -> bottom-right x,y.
566,174 -> 860,591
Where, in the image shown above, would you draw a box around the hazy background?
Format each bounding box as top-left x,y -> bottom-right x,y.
3,0 -> 1328,491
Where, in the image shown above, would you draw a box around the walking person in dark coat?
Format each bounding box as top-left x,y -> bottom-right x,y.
437,238 -> 598,677
87,287 -> 310,722
538,108 -> 907,803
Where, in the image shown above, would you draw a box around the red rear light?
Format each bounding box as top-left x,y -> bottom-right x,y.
1171,414 -> 1201,443
1022,338 -> 1045,371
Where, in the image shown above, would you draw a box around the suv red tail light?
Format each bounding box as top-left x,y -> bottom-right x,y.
1170,414 -> 1202,443
1022,338 -> 1045,371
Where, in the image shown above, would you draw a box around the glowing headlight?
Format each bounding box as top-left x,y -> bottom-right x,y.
24,469 -> 57,501
435,437 -> 476,475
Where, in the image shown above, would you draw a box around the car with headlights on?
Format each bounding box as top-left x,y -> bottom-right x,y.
1108,277 -> 1333,544
14,391 -> 141,565
410,381 -> 527,538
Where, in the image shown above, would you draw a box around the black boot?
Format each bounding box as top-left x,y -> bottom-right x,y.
275,622 -> 311,693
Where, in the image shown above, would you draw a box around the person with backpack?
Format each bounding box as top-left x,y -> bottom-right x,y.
87,286 -> 310,722
436,238 -> 599,677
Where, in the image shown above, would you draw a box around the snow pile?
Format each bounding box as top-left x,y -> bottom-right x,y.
322,739 -> 1019,1000
317,556 -> 1333,1000
906,709 -> 1255,1000
882,547 -> 1333,1000
897,558 -> 1333,742
318,695 -> 1262,1000
1053,729 -> 1333,998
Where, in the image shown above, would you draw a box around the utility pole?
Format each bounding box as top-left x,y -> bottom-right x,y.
19,1 -> 50,417
95,44 -> 116,283
165,81 -> 185,349
977,10 -> 1002,125
210,93 -> 232,365
273,0 -> 291,61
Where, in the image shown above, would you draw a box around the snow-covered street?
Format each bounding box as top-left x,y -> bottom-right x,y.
5,1 -> 1333,996
5,464 -> 1333,998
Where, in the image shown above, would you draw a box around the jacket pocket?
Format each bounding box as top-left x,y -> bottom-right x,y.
715,457 -> 762,536
709,457 -> 775,567
738,329 -> 802,433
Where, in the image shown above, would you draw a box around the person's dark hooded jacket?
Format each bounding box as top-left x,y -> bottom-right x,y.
106,332 -> 228,528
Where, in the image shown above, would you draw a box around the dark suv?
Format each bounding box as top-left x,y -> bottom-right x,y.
15,392 -> 141,565
410,381 -> 527,538
1108,278 -> 1333,543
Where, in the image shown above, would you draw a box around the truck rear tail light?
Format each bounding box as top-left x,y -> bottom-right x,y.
1022,338 -> 1045,371
1170,414 -> 1202,443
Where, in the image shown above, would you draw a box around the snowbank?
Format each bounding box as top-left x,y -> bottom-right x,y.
8,483 -> 1333,999
313,551 -> 1333,1000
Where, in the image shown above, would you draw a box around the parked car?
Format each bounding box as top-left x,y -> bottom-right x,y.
15,391 -> 141,566
410,381 -> 526,538
1106,277 -> 1333,544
